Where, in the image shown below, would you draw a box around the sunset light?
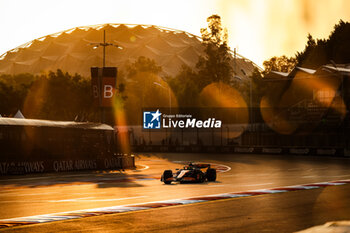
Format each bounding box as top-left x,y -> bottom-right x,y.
0,0 -> 349,66
1,1 -> 350,232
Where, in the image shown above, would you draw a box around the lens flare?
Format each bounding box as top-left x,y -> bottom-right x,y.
260,96 -> 297,135
22,77 -> 49,118
261,70 -> 346,134
21,77 -> 49,156
199,82 -> 249,138
123,72 -> 177,124
113,96 -> 130,154
114,71 -> 178,150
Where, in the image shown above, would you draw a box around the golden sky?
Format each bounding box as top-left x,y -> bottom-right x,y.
0,0 -> 349,67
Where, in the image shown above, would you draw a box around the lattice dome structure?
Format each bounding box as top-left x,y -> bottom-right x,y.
0,24 -> 260,79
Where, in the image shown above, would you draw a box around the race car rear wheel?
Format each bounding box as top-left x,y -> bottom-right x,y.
206,168 -> 216,181
163,170 -> 173,184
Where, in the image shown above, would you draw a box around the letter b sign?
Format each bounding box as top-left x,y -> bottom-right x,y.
104,85 -> 114,98
91,67 -> 117,108
101,78 -> 116,107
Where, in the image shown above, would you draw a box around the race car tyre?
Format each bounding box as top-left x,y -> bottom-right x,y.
206,168 -> 216,181
197,172 -> 205,183
163,170 -> 173,184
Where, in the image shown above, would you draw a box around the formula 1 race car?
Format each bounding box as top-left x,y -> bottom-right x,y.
161,163 -> 217,184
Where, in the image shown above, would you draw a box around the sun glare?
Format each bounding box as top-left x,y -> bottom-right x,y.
0,0 -> 349,66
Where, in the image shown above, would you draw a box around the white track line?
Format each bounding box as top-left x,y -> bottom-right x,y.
1,179 -> 349,228
135,164 -> 150,171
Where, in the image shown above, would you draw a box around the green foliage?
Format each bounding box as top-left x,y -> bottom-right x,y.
0,73 -> 35,87
296,20 -> 350,68
250,20 -> 350,111
263,55 -> 297,74
126,56 -> 162,77
39,70 -> 95,121
196,14 -> 233,88
0,73 -> 34,116
119,56 -> 168,124
169,15 -> 234,107
168,65 -> 200,107
0,70 -> 99,121
200,15 -> 228,45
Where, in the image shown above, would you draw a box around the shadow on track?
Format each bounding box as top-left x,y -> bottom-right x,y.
0,170 -> 150,189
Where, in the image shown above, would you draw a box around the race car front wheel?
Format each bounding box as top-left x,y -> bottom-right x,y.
163,170 -> 173,184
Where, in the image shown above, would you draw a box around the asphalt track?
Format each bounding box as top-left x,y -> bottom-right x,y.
0,153 -> 350,232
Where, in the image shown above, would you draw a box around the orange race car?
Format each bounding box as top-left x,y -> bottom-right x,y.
161,163 -> 217,184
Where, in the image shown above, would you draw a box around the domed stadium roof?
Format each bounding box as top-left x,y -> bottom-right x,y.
0,23 -> 260,79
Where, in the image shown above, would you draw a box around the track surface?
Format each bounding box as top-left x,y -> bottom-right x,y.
1,153 -> 350,232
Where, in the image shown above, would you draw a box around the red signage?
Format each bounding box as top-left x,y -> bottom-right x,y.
91,67 -> 100,107
91,67 -> 117,108
101,76 -> 116,107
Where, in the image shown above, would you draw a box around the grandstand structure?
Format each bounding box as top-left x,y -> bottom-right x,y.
0,23 -> 260,80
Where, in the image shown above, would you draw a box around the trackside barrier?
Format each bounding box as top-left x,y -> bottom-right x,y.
132,145 -> 345,157
0,155 -> 135,176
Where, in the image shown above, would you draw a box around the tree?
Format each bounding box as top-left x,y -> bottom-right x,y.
262,55 -> 297,74
169,65 -> 200,107
196,14 -> 233,88
169,15 -> 238,107
14,70 -> 97,121
126,56 -> 162,77
0,73 -> 34,116
296,20 -> 350,68
0,70 -> 99,120
121,56 -> 173,124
